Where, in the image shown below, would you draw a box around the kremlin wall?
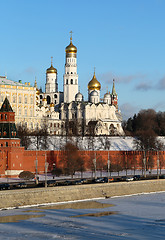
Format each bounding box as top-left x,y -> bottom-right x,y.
0,97 -> 165,177
0,97 -> 165,178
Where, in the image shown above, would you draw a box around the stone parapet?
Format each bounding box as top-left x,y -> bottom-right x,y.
0,180 -> 165,209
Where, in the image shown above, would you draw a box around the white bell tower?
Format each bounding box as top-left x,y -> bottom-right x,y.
45,57 -> 58,93
63,31 -> 78,103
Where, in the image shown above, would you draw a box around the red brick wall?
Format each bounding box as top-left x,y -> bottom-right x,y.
0,147 -> 165,178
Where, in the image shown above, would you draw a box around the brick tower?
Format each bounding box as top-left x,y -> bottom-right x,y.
0,97 -> 20,147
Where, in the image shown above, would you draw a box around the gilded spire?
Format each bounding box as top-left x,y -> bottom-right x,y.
94,67 -> 96,76
34,77 -> 37,88
70,30 -> 73,43
46,57 -> 57,74
65,31 -> 77,53
112,79 -> 117,96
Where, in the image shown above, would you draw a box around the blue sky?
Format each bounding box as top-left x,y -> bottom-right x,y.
0,0 -> 165,119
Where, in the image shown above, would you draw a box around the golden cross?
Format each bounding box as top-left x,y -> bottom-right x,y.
51,56 -> 53,65
70,31 -> 73,41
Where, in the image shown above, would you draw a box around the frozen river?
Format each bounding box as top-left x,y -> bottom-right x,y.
0,192 -> 165,239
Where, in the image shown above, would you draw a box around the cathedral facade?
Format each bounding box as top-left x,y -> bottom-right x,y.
0,35 -> 124,136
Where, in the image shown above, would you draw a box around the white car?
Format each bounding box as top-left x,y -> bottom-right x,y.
126,177 -> 134,181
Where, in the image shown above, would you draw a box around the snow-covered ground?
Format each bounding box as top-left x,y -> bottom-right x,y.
28,136 -> 165,151
0,192 -> 164,239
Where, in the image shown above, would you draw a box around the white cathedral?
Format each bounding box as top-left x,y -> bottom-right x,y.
0,34 -> 124,136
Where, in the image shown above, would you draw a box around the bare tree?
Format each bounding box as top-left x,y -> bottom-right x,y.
17,125 -> 32,150
61,142 -> 81,178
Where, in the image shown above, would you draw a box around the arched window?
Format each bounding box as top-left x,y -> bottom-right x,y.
75,79 -> 77,84
13,95 -> 16,103
40,95 -> 43,99
24,95 -> 27,104
31,96 -> 33,104
54,94 -> 57,98
47,95 -> 51,104
71,79 -> 73,84
19,108 -> 21,115
24,108 -> 27,116
66,79 -> 68,84
19,95 -> 22,103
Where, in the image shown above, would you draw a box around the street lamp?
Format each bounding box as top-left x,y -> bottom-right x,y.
45,152 -> 49,188
34,151 -> 38,184
157,150 -> 160,179
143,151 -> 146,178
107,152 -> 110,182
93,152 -> 97,179
53,163 -> 56,179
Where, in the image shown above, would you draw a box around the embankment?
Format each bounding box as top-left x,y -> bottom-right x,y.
0,179 -> 165,209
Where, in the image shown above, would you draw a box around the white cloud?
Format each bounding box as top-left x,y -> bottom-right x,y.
135,82 -> 152,91
157,76 -> 165,90
98,72 -> 147,84
120,103 -> 140,120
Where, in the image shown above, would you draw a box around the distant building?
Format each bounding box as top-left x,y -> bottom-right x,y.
0,34 -> 124,136
0,97 -> 162,178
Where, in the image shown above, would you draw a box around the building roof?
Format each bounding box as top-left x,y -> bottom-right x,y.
0,97 -> 13,112
0,76 -> 29,87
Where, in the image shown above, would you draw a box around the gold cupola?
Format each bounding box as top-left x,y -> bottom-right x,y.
46,57 -> 57,74
88,71 -> 101,91
36,89 -> 40,95
65,31 -> 77,53
50,102 -> 54,107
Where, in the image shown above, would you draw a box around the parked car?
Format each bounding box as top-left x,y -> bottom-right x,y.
126,177 -> 134,181
13,182 -> 27,188
95,178 -> 105,183
160,175 -> 165,179
120,176 -> 127,181
74,180 -> 83,185
47,180 -> 57,187
0,183 -> 11,190
103,177 -> 114,183
62,180 -> 73,186
80,178 -> 88,184
133,175 -> 141,181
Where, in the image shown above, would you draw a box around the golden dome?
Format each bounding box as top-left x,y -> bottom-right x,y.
65,35 -> 77,53
50,103 -> 54,107
36,89 -> 40,95
46,64 -> 57,74
88,72 -> 101,90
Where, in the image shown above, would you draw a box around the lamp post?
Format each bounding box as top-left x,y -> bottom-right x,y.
93,152 -> 97,179
35,151 -> 38,184
157,150 -> 160,179
53,163 -> 56,179
45,152 -> 49,188
107,152 -> 110,182
143,151 -> 146,178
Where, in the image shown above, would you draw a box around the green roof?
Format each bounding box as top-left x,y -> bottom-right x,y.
0,97 -> 13,112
